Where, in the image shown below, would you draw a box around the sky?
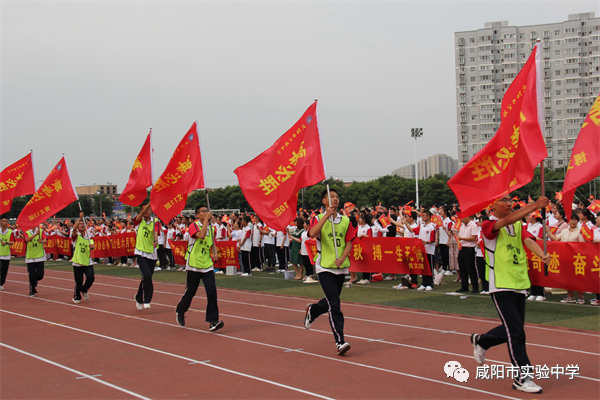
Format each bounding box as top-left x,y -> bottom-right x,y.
2,0 -> 597,192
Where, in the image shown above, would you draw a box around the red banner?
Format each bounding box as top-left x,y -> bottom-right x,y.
0,152 -> 36,214
44,235 -> 72,256
120,130 -> 153,207
526,241 -> 600,293
448,44 -> 547,218
17,156 -> 78,232
304,237 -> 432,276
563,94 -> 600,221
167,240 -> 239,269
10,239 -> 26,257
234,102 -> 326,231
90,233 -> 137,258
151,122 -> 205,224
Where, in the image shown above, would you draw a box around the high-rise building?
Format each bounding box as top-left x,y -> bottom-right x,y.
392,154 -> 458,179
454,12 -> 600,168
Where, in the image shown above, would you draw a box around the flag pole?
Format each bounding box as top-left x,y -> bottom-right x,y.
540,162 -> 548,276
326,184 -> 339,260
205,189 -> 218,258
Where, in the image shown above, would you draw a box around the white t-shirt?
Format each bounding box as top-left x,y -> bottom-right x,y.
262,228 -> 275,245
252,223 -> 262,247
240,226 -> 252,252
300,230 -> 310,256
438,217 -> 453,245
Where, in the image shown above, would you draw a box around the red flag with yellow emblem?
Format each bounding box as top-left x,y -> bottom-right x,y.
234,102 -> 327,231
0,152 -> 36,214
448,44 -> 547,218
120,130 -> 153,207
150,122 -> 205,223
17,156 -> 78,231
562,94 -> 600,222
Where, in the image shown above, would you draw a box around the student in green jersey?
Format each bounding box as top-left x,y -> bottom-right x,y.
133,202 -> 160,310
24,224 -> 47,297
304,188 -> 356,355
176,205 -> 224,332
71,212 -> 96,304
0,215 -> 16,291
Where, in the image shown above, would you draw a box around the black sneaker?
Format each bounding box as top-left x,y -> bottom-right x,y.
209,321 -> 224,332
176,312 -> 185,327
336,342 -> 351,355
471,289 -> 479,294
455,288 -> 468,293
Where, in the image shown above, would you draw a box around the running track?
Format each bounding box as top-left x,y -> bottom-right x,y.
1,266 -> 598,399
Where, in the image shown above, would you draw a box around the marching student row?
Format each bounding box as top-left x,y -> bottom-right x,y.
2,190 -> 584,394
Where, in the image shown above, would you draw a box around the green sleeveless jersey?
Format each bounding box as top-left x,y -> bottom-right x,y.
25,229 -> 45,260
72,234 -> 93,266
485,221 -> 530,290
0,229 -> 12,257
186,221 -> 214,270
317,214 -> 351,269
135,218 -> 156,254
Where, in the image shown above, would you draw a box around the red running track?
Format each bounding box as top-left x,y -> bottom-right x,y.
1,265 -> 598,400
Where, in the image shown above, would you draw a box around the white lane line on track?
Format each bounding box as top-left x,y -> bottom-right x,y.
8,275 -> 599,357
12,282 -> 599,383
0,308 -> 335,400
0,342 -> 150,400
13,268 -> 600,337
0,305 -> 523,400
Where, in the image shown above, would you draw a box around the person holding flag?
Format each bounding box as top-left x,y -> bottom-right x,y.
24,224 -> 47,297
176,205 -> 224,332
71,212 -> 95,304
0,215 -> 16,291
304,188 -> 355,355
133,201 -> 160,310
471,195 -> 550,394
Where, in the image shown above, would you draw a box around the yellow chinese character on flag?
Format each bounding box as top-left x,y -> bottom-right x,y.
353,244 -> 363,260
373,244 -> 382,261
259,175 -> 279,195
573,254 -> 586,276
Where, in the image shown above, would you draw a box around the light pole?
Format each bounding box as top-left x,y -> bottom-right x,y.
411,128 -> 423,210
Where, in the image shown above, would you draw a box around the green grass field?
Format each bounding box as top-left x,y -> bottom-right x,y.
10,259 -> 600,332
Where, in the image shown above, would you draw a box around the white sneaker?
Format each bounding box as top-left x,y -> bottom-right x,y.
392,285 -> 408,290
303,277 -> 318,283
72,298 -> 81,304
526,295 -> 536,301
384,275 -> 396,281
215,270 -> 224,274
135,296 -> 143,310
535,296 -> 546,302
425,286 -> 433,291
82,291 -> 89,301
154,267 -> 161,271
470,334 -> 486,364
357,279 -> 370,285
444,270 -> 454,276
143,303 -> 151,309
480,291 -> 489,295
417,285 -> 426,291
107,263 -> 112,265
241,273 -> 249,276
513,377 -> 542,393
0,285 -> 4,291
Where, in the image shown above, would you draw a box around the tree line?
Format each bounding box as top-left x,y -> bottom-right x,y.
4,167 -> 595,220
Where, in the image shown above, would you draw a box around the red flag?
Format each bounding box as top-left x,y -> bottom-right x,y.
234,102 -> 326,231
120,130 -> 153,207
17,156 -> 78,231
0,152 -> 36,214
150,122 -> 205,223
448,44 -> 546,218
562,94 -> 600,221
528,195 -> 533,204
588,199 -> 600,214
580,224 -> 594,242
378,214 -> 391,229
555,191 -> 563,201
431,213 -> 443,228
